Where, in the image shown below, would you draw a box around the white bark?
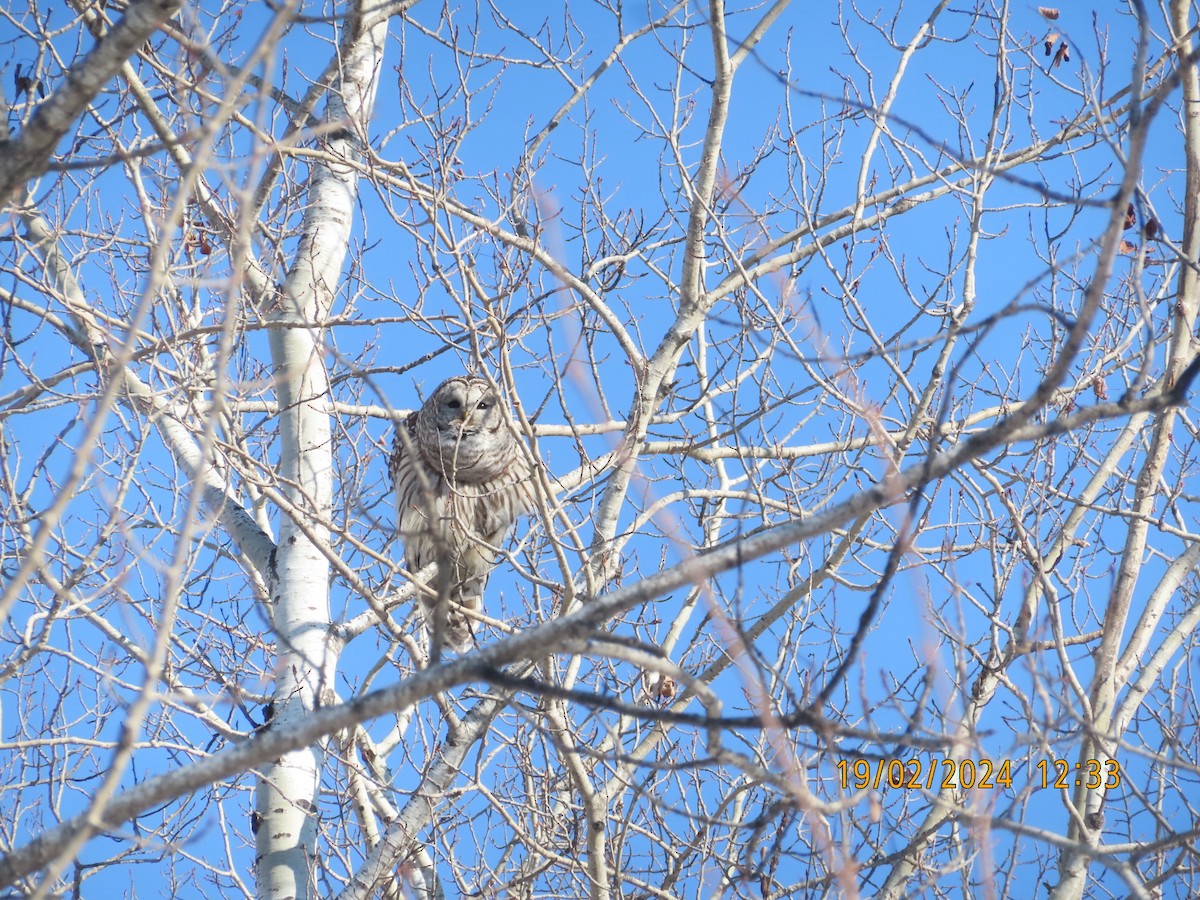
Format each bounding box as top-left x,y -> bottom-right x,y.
255,4 -> 391,897
1050,4 -> 1200,896
0,0 -> 184,199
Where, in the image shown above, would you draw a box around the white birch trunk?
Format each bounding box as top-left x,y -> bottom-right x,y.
255,5 -> 390,897
1049,3 -> 1200,896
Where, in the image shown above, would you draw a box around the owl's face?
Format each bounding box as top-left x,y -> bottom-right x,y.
418,377 -> 514,481
429,378 -> 501,432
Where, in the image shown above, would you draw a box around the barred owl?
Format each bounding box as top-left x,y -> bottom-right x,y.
389,375 -> 535,652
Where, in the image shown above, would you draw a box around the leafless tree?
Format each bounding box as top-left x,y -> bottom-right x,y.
1,0 -> 1198,897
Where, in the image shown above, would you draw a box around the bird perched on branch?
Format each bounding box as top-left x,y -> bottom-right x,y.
389,375 -> 535,652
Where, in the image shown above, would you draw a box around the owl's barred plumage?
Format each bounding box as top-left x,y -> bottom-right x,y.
389,376 -> 535,652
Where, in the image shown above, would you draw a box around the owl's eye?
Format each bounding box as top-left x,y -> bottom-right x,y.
476,400 -> 491,410
446,399 -> 462,410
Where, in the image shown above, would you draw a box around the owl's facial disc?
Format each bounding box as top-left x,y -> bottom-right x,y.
443,388 -> 495,435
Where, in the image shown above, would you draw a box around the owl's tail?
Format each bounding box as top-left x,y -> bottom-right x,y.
419,580 -> 485,654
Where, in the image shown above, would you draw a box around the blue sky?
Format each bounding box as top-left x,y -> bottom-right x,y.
2,0 -> 1197,896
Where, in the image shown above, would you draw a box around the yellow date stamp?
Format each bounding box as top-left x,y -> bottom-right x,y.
836,757 -> 1122,791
